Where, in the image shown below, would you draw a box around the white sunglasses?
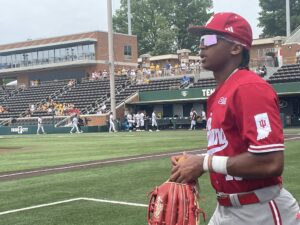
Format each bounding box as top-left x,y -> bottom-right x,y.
200,34 -> 246,48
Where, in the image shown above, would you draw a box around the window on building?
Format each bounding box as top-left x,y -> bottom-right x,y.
0,56 -> 6,68
6,55 -> 12,68
257,48 -> 276,58
15,54 -> 22,67
88,44 -> 95,59
0,43 -> 97,70
124,45 -> 132,58
48,49 -> 55,63
31,51 -> 38,64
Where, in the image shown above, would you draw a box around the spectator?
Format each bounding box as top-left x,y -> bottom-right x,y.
85,72 -> 91,80
195,60 -> 200,73
67,79 -> 76,87
180,75 -> 190,88
0,105 -> 7,113
190,62 -> 195,73
180,62 -> 187,74
91,72 -> 97,80
296,50 -> 300,64
102,70 -> 108,79
121,67 -> 127,76
165,62 -> 172,76
257,65 -> 267,77
155,64 -> 160,77
117,69 -> 122,76
130,69 -> 136,81
174,63 -> 179,75
29,104 -> 35,113
150,63 -> 156,77
101,103 -> 107,113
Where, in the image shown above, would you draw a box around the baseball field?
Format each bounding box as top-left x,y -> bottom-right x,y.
0,129 -> 299,225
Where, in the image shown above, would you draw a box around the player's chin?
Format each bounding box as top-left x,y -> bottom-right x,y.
201,62 -> 212,71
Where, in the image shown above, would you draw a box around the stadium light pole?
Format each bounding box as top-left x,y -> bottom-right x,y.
107,0 -> 116,119
286,0 -> 291,37
128,0 -> 132,35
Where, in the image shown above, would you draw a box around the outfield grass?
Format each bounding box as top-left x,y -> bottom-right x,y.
0,131 -> 207,172
0,130 -> 299,225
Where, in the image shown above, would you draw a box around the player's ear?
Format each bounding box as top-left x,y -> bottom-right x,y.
230,44 -> 243,56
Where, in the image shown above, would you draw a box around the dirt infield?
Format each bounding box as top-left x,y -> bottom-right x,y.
1,134 -> 300,182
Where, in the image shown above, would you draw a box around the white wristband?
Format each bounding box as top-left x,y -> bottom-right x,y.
202,155 -> 209,171
211,156 -> 229,175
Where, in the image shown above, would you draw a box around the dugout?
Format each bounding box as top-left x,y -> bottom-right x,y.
126,82 -> 300,128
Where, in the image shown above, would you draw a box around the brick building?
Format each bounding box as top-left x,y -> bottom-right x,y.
0,31 -> 138,87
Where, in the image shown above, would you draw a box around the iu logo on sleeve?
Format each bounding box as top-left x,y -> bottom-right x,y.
254,113 -> 272,140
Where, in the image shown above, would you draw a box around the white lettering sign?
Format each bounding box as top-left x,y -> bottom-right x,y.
11,126 -> 29,134
202,88 -> 215,97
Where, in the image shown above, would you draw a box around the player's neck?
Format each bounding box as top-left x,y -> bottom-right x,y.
213,63 -> 239,85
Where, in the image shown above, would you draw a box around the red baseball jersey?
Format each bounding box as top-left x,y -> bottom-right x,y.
206,69 -> 284,194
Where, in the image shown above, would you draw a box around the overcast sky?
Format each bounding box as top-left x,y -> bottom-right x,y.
0,0 -> 262,45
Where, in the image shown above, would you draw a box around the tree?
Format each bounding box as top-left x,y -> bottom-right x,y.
113,0 -> 212,56
258,0 -> 300,38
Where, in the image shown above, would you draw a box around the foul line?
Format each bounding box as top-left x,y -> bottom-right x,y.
0,197 -> 147,216
285,137 -> 300,141
0,149 -> 206,179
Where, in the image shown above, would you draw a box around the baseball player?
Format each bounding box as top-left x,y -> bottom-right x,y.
109,112 -> 116,132
140,110 -> 145,131
135,111 -> 141,131
189,108 -> 197,130
127,113 -> 134,132
36,116 -> 46,135
170,12 -> 300,225
149,110 -> 159,132
70,114 -> 80,134
201,109 -> 207,129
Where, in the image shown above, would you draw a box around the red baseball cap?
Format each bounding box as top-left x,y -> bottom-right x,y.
188,12 -> 253,50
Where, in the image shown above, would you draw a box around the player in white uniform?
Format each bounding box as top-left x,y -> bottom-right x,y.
70,114 -> 80,134
140,111 -> 145,131
149,110 -> 159,132
127,113 -> 134,132
36,116 -> 46,135
135,112 -> 141,131
201,109 -> 207,129
109,112 -> 116,132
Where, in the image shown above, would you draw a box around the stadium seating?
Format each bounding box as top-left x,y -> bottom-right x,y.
3,63 -> 299,124
0,81 -> 68,119
0,76 -> 205,122
268,63 -> 300,83
192,78 -> 217,88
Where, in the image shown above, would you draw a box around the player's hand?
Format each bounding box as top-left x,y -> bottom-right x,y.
169,154 -> 205,183
171,152 -> 187,166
